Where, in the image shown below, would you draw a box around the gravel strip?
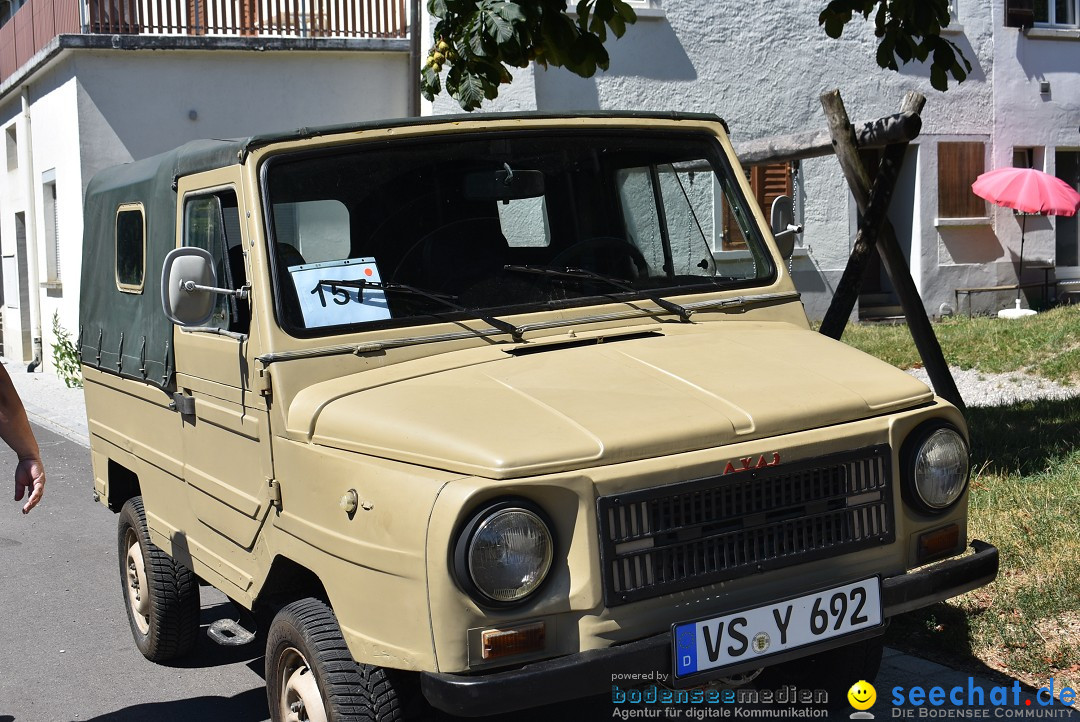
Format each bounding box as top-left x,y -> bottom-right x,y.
905,367 -> 1080,408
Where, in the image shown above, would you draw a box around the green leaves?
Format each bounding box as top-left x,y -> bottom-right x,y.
420,0 -> 637,111
818,0 -> 972,91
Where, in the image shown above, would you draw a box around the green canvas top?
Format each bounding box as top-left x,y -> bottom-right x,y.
79,138 -> 245,392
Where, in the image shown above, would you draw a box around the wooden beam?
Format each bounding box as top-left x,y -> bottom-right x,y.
735,111 -> 922,167
817,90 -> 965,412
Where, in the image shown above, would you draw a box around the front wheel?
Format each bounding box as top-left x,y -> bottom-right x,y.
117,497 -> 200,661
266,598 -> 423,722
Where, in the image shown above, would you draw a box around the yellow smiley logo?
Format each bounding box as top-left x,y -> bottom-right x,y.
848,680 -> 877,711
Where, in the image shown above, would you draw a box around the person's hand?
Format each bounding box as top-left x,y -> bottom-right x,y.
14,457 -> 44,514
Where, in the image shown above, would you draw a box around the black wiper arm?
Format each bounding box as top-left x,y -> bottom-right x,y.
360,280 -> 523,342
503,265 -> 693,323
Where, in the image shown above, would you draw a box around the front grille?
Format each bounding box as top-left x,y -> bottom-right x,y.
597,445 -> 893,606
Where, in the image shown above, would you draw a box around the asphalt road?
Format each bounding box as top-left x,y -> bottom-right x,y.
0,423 -> 268,722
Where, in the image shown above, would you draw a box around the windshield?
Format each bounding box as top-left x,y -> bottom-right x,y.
263,129 -> 775,337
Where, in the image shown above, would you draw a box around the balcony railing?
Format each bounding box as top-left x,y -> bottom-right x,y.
1,0 -> 408,82
84,0 -> 408,38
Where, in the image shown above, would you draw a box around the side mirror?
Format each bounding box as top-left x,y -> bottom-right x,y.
770,195 -> 803,261
161,247 -> 217,326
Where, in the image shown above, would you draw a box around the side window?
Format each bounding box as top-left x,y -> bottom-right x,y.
617,168 -> 665,273
656,162 -> 716,277
183,189 -> 248,333
273,200 -> 350,264
616,163 -> 719,278
497,196 -> 550,248
115,203 -> 145,293
722,163 -> 793,252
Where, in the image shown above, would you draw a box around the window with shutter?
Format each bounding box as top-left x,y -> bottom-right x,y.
938,142 -> 986,218
43,179 -> 60,285
51,183 -> 59,282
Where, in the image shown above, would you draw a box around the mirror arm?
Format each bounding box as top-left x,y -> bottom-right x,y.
773,224 -> 804,242
180,279 -> 250,300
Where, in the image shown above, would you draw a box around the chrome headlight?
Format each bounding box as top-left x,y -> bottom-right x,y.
455,501 -> 554,605
904,424 -> 969,512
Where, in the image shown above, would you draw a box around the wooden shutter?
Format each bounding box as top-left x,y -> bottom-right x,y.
938,142 -> 986,218
1005,0 -> 1035,27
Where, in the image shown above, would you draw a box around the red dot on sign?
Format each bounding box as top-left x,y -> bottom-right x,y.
1026,700 -> 1032,706
364,268 -> 373,276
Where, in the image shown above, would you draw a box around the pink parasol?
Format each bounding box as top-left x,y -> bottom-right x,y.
971,167 -> 1080,217
971,167 -> 1080,312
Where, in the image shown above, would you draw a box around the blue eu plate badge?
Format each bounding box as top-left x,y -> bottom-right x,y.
676,625 -> 698,676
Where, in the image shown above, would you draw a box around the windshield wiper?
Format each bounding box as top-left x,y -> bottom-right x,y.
503,265 -> 693,323
353,279 -> 524,342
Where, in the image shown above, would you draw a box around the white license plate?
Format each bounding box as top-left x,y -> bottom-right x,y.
673,577 -> 882,679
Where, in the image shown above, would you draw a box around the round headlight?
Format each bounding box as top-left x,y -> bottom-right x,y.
910,426 -> 969,511
466,507 -> 553,604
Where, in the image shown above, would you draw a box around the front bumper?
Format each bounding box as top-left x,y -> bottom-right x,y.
420,540 -> 998,717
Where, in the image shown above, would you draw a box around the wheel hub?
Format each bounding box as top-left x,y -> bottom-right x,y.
279,648 -> 327,722
124,531 -> 150,634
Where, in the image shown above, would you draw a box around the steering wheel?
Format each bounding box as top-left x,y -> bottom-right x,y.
548,237 -> 649,280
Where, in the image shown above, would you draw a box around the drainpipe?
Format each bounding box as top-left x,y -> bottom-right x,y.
407,0 -> 421,116
19,87 -> 42,372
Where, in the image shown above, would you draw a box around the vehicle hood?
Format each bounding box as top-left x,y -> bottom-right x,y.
297,323 -> 932,478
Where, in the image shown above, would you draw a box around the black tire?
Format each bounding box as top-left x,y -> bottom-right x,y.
266,598 -> 423,722
117,496 -> 200,661
755,636 -> 885,709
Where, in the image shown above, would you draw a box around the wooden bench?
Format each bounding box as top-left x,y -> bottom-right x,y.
955,281 -> 1057,317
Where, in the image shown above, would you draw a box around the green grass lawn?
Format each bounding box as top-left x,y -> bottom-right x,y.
839,304 -> 1080,385
839,307 -> 1080,700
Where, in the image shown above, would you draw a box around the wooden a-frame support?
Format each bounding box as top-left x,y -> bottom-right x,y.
735,90 -> 964,413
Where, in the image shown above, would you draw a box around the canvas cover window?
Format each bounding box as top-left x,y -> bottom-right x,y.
115,205 -> 145,292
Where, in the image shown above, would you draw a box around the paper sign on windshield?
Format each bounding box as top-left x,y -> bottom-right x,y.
287,258 -> 391,328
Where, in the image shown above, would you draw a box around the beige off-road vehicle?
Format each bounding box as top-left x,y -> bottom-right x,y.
80,113 -> 997,720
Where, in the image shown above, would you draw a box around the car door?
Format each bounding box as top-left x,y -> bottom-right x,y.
173,170 -> 273,598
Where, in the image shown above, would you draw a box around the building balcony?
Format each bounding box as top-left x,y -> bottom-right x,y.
0,0 -> 409,85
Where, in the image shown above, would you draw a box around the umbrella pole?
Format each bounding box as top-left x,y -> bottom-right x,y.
1016,213 -> 1026,303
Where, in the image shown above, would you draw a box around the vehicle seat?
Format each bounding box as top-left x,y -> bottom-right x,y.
275,243 -> 307,328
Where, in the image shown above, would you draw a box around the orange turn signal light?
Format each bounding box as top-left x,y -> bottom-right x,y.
918,524 -> 960,563
481,621 -> 546,660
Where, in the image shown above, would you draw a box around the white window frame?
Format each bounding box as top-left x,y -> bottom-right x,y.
42,173 -> 60,286
1034,0 -> 1079,27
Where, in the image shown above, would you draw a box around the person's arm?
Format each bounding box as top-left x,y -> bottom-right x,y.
0,364 -> 45,514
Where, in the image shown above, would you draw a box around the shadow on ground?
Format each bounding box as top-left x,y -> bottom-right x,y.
73,686 -> 267,722
966,396 -> 1080,475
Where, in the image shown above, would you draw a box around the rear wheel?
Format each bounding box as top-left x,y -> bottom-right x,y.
266,598 -> 423,722
117,497 -> 200,661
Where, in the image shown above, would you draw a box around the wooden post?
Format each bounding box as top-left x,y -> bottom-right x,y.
818,90 -> 965,412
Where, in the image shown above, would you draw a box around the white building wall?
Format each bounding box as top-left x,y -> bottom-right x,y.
990,17 -> 1080,287
0,47 -> 410,373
